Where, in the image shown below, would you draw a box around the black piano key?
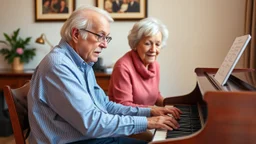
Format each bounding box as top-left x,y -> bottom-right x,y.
179,123 -> 201,128
167,131 -> 192,138
191,105 -> 199,113
166,104 -> 202,139
167,131 -> 192,135
173,129 -> 193,132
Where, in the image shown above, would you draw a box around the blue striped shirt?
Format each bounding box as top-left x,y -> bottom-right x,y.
27,39 -> 151,144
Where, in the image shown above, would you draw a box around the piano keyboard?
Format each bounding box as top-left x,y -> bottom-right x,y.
153,104 -> 202,141
167,105 -> 201,138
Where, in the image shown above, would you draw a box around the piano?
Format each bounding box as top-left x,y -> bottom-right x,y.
151,67 -> 256,144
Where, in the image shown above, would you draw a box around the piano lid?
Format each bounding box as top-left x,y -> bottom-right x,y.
195,68 -> 256,97
228,71 -> 256,91
210,71 -> 256,92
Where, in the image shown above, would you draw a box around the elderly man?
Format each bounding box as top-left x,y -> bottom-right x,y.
28,5 -> 181,144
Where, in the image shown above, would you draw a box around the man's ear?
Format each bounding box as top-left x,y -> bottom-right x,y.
71,28 -> 79,42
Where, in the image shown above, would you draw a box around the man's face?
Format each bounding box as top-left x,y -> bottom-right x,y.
74,15 -> 110,63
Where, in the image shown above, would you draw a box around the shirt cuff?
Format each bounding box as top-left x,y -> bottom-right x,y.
137,107 -> 151,117
133,116 -> 148,134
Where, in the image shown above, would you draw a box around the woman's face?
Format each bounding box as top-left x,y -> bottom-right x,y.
135,32 -> 162,68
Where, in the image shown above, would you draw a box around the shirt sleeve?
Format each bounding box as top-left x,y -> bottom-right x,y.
110,65 -> 151,107
41,64 -> 148,138
102,90 -> 151,117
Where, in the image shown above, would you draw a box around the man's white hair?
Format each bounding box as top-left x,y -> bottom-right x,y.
60,5 -> 114,42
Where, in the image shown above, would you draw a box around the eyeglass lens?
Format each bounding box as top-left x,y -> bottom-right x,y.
80,29 -> 112,43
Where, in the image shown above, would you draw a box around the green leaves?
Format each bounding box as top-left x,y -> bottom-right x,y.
0,28 -> 36,64
21,48 -> 36,63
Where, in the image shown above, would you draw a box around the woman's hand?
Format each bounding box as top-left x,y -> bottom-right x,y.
150,106 -> 182,119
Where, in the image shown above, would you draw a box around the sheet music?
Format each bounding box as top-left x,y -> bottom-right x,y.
214,34 -> 251,86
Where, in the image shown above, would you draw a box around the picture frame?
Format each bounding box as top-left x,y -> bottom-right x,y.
96,0 -> 147,21
35,0 -> 75,22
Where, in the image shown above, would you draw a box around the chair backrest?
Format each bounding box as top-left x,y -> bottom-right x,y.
3,81 -> 30,144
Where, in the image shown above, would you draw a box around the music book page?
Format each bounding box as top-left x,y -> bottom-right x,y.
214,34 -> 251,86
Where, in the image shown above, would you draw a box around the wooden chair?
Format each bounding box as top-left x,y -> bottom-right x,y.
3,81 -> 30,144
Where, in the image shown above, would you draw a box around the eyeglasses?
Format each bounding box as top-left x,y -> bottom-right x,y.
80,29 -> 112,43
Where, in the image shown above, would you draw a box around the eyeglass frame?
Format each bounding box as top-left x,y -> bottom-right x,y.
79,29 -> 112,43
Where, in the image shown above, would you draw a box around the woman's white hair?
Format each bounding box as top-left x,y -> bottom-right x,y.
128,17 -> 169,49
60,5 -> 114,42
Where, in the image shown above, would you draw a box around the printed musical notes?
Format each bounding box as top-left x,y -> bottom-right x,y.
214,34 -> 251,86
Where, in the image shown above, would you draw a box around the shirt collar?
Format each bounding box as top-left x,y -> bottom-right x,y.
58,39 -> 94,69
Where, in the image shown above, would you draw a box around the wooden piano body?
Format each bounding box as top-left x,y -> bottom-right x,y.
150,68 -> 256,144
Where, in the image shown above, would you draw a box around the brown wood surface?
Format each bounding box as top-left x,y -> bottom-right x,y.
151,67 -> 256,144
194,67 -> 255,76
164,84 -> 204,105
3,82 -> 30,144
95,72 -> 111,93
0,69 -> 111,93
151,91 -> 256,144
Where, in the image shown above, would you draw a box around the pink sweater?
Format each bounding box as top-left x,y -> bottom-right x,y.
108,50 -> 162,107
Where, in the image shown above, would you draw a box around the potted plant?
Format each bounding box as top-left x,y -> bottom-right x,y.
0,28 -> 36,71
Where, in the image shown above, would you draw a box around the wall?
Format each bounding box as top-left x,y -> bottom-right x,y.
0,0 -> 246,97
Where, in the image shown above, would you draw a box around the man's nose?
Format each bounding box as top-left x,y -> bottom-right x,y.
99,40 -> 108,48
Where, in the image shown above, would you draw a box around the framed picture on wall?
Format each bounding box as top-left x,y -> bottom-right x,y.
35,0 -> 75,22
96,0 -> 147,21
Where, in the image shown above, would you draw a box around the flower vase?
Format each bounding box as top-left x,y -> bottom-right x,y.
12,57 -> 24,71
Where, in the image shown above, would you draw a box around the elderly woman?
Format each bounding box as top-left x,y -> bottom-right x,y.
108,18 -> 180,142
108,17 -> 169,107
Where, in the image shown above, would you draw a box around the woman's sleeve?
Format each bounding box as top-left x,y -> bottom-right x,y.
155,62 -> 164,106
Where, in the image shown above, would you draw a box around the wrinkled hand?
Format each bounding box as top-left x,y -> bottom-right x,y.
150,106 -> 182,119
147,115 -> 179,131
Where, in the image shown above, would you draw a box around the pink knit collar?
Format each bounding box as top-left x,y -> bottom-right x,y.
131,50 -> 156,79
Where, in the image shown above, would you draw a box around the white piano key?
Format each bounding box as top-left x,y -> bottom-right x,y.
152,129 -> 167,141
